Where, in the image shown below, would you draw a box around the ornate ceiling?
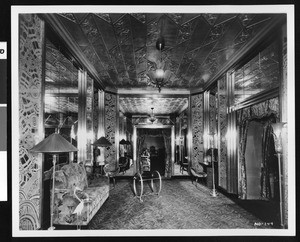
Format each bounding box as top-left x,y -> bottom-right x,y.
119,97 -> 188,116
50,12 -> 277,90
43,12 -> 282,117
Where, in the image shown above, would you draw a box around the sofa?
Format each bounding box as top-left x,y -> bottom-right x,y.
51,162 -> 109,226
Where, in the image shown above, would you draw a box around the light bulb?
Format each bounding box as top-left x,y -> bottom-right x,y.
156,69 -> 164,78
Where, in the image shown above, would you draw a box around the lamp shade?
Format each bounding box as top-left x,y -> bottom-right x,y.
209,132 -> 217,149
119,139 -> 127,145
93,136 -> 112,147
270,122 -> 286,153
270,122 -> 286,138
30,133 -> 78,154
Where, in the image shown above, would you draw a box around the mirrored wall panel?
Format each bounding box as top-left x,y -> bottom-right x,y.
234,41 -> 279,104
45,39 -> 79,163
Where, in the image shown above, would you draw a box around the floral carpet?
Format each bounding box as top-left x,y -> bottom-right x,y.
88,179 -> 272,230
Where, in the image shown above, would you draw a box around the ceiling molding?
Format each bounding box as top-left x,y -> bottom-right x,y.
232,87 -> 279,112
203,15 -> 286,91
45,93 -> 78,97
135,124 -> 174,129
190,87 -> 204,95
117,87 -> 191,95
41,13 -> 105,90
105,86 -> 118,94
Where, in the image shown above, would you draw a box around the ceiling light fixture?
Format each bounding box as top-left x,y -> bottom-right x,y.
149,107 -> 157,123
148,37 -> 171,92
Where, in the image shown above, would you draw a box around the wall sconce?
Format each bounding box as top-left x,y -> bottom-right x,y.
119,138 -> 127,158
209,132 -> 218,197
271,122 -> 286,153
270,122 -> 286,228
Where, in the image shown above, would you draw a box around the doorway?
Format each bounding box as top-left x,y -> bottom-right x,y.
133,125 -> 175,178
245,121 -> 264,199
144,135 -> 165,175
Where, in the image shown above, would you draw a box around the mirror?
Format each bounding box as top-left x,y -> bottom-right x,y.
44,39 -> 79,165
234,41 -> 280,104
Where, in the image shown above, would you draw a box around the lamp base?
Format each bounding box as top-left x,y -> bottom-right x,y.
48,226 -> 55,230
210,189 -> 218,197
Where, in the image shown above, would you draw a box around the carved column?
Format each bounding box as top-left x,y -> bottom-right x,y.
191,93 -> 204,168
19,14 -> 45,230
77,70 -> 87,163
218,75 -> 228,190
98,90 -> 105,137
104,92 -> 117,168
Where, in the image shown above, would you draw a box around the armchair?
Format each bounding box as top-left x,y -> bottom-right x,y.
103,163 -> 120,188
119,157 -> 129,174
190,162 -> 207,186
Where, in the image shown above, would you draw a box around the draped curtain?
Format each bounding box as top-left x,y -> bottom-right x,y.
238,110 -> 278,200
136,134 -> 146,173
260,116 -> 277,199
162,130 -> 172,178
238,119 -> 250,199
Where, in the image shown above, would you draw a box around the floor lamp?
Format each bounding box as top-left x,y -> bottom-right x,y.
209,132 -> 218,197
30,132 -> 78,230
270,122 -> 286,228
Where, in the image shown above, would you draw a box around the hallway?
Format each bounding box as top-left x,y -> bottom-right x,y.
87,179 -> 274,230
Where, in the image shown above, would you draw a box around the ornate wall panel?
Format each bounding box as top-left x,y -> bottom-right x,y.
191,93 -> 204,167
209,93 -> 217,134
19,14 -> 44,230
218,76 -> 227,190
86,75 -> 93,162
105,92 -> 117,166
93,88 -> 99,142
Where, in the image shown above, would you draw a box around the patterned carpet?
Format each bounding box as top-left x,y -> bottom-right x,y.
88,179 -> 272,230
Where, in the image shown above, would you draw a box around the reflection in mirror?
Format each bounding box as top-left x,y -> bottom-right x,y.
86,75 -> 93,163
174,108 -> 188,176
234,41 -> 279,104
118,112 -> 134,176
44,39 -> 79,164
118,96 -> 188,177
42,38 -> 79,229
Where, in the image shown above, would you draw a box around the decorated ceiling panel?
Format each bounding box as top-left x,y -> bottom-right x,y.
119,97 -> 188,116
51,13 -> 277,90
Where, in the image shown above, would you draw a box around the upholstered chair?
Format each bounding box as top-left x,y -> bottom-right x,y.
190,162 -> 207,186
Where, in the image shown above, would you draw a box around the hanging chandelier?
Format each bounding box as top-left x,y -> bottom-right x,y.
147,37 -> 171,92
149,107 -> 157,123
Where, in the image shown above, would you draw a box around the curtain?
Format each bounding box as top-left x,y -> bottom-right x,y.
162,130 -> 172,178
260,116 -> 277,199
238,110 -> 278,200
136,134 -> 146,173
238,118 -> 249,199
